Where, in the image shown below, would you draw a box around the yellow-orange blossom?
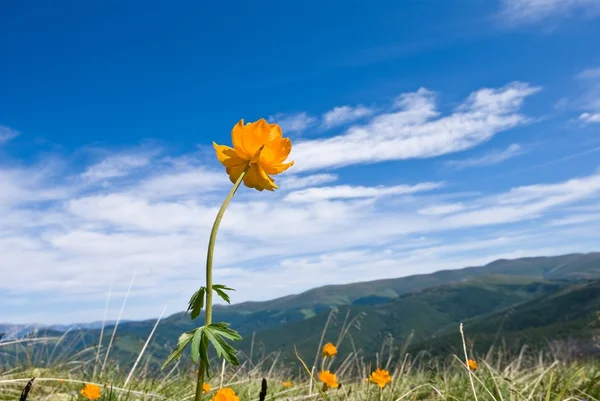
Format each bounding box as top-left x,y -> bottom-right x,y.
370,368 -> 392,388
80,384 -> 101,400
214,118 -> 294,191
212,387 -> 240,401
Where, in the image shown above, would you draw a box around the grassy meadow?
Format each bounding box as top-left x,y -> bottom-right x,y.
1,315 -> 599,401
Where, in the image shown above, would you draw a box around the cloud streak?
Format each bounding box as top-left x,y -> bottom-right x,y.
446,144 -> 526,169
499,0 -> 600,25
290,82 -> 540,172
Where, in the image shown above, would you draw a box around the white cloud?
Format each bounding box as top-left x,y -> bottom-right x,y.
579,112 -> 600,124
499,0 -> 600,24
418,203 -> 467,216
268,112 -> 317,133
279,174 -> 339,190
2,162 -> 600,323
290,82 -> 540,172
0,126 -> 19,143
284,182 -> 444,203
82,152 -> 155,181
4,83 -> 600,324
446,144 -> 526,169
322,105 -> 375,129
577,67 -> 600,80
574,66 -> 600,124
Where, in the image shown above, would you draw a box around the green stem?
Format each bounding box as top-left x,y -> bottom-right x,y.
194,164 -> 250,401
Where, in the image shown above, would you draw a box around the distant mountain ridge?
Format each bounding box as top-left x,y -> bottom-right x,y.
2,252 -> 599,369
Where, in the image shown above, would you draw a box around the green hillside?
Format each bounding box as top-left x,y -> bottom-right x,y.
153,252 -> 600,339
235,276 -> 583,363
2,253 -> 600,370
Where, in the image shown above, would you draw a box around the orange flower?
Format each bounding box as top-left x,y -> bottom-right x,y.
214,119 -> 294,191
319,370 -> 339,391
212,387 -> 240,401
282,381 -> 293,388
468,359 -> 478,371
203,382 -> 211,393
80,383 -> 101,400
369,368 -> 392,388
322,342 -> 338,358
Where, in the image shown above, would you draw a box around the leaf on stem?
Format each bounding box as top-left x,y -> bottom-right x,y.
187,287 -> 206,320
213,284 -> 235,304
162,329 -> 196,369
204,323 -> 242,366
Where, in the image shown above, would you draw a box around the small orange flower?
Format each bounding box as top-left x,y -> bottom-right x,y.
319,370 -> 339,391
80,383 -> 101,400
468,359 -> 478,371
212,387 -> 240,401
203,383 -> 211,393
213,119 -> 294,191
283,381 -> 293,388
369,368 -> 392,388
322,342 -> 338,358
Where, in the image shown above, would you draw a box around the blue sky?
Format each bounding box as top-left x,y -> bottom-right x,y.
1,0 -> 600,324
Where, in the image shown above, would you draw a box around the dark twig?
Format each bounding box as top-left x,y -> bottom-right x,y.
259,378 -> 268,401
19,377 -> 35,401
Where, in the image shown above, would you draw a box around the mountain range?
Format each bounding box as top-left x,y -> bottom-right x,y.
2,252 -> 599,369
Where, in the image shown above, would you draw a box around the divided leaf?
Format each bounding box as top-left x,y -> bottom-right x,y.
213,284 -> 235,304
190,327 -> 205,363
204,323 -> 242,366
162,329 -> 196,369
187,287 -> 206,320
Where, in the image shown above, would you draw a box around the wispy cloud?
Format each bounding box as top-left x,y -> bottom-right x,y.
321,105 -> 375,129
291,82 -> 540,172
446,144 -> 526,169
2,146 -> 600,323
82,152 -> 157,181
575,66 -> 600,124
284,182 -> 444,203
418,203 -> 467,216
279,174 -> 339,190
268,112 -> 317,134
499,0 -> 600,25
0,126 -> 19,143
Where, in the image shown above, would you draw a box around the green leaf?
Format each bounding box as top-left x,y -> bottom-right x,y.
162,329 -> 196,369
204,324 -> 241,366
186,287 -> 206,320
190,326 -> 205,363
210,322 -> 242,341
200,334 -> 211,378
213,284 -> 234,304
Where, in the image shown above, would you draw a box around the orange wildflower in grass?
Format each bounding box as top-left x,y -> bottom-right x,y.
283,381 -> 293,388
213,118 -> 294,191
369,368 -> 392,389
203,383 -> 211,393
322,342 -> 338,358
319,370 -> 339,391
468,359 -> 478,371
80,383 -> 101,400
212,387 -> 240,401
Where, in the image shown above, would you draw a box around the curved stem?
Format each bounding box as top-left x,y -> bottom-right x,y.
194,164 -> 250,401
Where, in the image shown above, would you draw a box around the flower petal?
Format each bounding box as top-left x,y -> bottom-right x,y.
261,160 -> 294,176
225,164 -> 247,185
214,142 -> 247,168
268,123 -> 283,140
231,119 -> 251,159
261,137 -> 292,165
243,164 -> 277,191
240,119 -> 271,157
